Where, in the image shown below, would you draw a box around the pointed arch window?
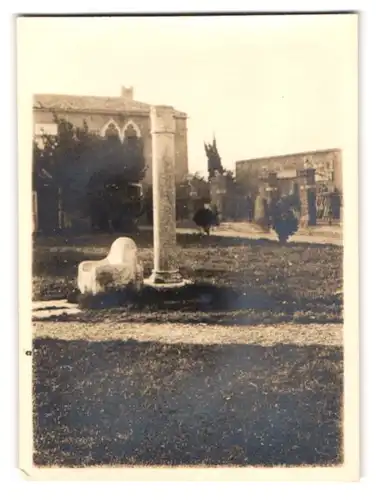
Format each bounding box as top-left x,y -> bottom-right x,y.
124,124 -> 138,139
122,120 -> 141,143
104,122 -> 121,140
100,120 -> 122,141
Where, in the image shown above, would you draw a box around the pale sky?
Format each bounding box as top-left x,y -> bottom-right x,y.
18,14 -> 358,177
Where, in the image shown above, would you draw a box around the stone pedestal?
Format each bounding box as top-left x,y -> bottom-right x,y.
147,106 -> 184,286
266,172 -> 280,229
256,172 -> 279,230
210,172 -> 227,221
265,172 -> 280,205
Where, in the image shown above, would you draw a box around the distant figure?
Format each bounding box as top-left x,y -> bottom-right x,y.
193,205 -> 219,235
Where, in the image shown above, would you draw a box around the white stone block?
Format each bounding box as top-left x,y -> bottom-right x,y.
77,237 -> 143,295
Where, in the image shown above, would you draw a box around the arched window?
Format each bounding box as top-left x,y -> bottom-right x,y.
124,124 -> 138,139
105,123 -> 120,139
122,120 -> 141,142
100,120 -> 121,140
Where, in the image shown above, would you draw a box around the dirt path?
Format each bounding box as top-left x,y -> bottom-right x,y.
140,225 -> 342,246
33,321 -> 342,346
211,227 -> 342,246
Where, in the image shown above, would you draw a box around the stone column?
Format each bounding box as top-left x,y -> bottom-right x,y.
255,173 -> 271,231
297,167 -> 317,226
265,172 -> 279,205
147,106 -> 184,285
58,187 -> 64,230
32,190 -> 38,233
210,173 -> 226,221
266,172 -> 280,231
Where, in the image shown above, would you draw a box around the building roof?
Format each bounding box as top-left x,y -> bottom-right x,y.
236,148 -> 341,165
33,93 -> 187,118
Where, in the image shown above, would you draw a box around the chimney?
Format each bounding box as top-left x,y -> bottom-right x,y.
121,86 -> 134,100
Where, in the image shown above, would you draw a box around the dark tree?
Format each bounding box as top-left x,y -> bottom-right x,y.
87,133 -> 146,231
33,115 -> 147,233
33,116 -> 102,218
271,196 -> 299,244
204,136 -> 224,180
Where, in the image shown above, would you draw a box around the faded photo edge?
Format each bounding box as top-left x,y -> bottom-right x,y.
17,14 -> 359,481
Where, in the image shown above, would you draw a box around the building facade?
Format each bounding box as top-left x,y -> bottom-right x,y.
235,148 -> 342,197
33,86 -> 189,186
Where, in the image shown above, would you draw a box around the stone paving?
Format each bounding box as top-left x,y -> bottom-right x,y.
32,299 -> 82,320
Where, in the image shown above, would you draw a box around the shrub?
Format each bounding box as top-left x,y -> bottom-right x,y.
193,206 -> 219,235
271,197 -> 299,244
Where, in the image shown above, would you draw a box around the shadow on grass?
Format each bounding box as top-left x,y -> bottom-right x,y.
33,338 -> 343,467
59,283 -> 341,325
77,283 -> 280,311
33,280 -> 342,325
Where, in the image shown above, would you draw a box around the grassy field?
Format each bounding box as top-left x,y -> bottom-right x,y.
33,230 -> 343,325
33,230 -> 343,467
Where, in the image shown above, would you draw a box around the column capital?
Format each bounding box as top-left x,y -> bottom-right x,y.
150,105 -> 176,134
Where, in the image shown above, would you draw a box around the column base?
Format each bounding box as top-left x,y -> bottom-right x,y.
144,270 -> 189,288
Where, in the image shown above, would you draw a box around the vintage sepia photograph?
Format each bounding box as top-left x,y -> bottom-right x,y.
17,13 -> 358,479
